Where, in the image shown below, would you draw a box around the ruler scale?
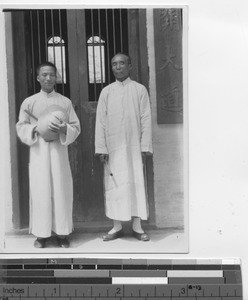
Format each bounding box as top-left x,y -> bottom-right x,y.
0,258 -> 242,299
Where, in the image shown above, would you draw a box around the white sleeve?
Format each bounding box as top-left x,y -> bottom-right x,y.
140,87 -> 153,153
16,100 -> 38,146
59,102 -> 81,146
95,89 -> 108,154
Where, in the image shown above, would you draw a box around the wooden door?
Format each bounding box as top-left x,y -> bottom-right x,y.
11,10 -> 71,228
67,9 -> 128,229
67,9 -> 155,230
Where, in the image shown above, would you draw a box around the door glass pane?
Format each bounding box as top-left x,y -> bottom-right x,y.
85,9 -> 128,101
87,36 -> 105,83
48,36 -> 66,83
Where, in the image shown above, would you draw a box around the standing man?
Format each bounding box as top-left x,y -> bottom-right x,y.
16,62 -> 81,248
95,53 -> 153,241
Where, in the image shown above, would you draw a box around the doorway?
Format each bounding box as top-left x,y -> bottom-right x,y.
9,8 -> 155,231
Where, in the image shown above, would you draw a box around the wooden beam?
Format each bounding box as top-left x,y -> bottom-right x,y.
11,11 -> 31,229
128,9 -> 140,82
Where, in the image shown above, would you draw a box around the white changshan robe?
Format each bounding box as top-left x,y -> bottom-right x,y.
16,90 -> 81,238
95,78 -> 153,221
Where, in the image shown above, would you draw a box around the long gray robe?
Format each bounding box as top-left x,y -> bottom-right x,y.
16,90 -> 80,238
95,78 -> 153,221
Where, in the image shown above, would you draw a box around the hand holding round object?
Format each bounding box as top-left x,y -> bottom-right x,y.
37,105 -> 68,141
50,110 -> 67,122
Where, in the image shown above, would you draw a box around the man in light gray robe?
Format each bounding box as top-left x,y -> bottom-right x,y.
95,53 -> 153,241
16,62 -> 80,248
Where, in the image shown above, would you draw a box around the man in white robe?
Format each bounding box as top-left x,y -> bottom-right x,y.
95,53 -> 153,241
16,62 -> 81,248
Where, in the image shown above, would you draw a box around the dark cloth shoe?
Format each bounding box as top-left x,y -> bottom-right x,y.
102,229 -> 124,241
34,238 -> 46,248
57,236 -> 70,248
132,230 -> 150,241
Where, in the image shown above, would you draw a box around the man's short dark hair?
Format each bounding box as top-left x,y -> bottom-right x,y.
36,61 -> 57,75
112,53 -> 131,65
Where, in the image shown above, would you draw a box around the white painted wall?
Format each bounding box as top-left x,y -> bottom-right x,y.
1,0 -> 248,298
147,9 -> 185,229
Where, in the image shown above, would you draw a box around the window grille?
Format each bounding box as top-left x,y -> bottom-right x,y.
26,9 -> 128,100
28,9 -> 69,96
85,9 -> 128,101
48,36 -> 66,84
87,36 -> 105,84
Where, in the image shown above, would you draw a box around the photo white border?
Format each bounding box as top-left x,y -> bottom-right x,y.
0,2 -> 189,255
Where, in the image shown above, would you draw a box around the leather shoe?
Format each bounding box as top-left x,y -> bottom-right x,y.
57,236 -> 70,248
34,238 -> 46,248
132,230 -> 150,241
102,229 -> 124,241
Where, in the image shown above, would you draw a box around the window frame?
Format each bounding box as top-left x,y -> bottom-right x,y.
47,35 -> 67,84
87,35 -> 106,84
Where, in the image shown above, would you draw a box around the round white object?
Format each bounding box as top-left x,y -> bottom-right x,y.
37,105 -> 68,141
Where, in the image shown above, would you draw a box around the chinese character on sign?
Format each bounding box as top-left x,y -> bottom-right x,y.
160,8 -> 181,32
160,87 -> 183,114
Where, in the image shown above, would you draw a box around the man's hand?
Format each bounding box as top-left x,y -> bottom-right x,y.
48,117 -> 67,135
99,154 -> 109,163
58,122 -> 67,135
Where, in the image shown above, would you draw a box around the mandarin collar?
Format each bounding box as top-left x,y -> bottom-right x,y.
40,89 -> 56,98
115,77 -> 131,86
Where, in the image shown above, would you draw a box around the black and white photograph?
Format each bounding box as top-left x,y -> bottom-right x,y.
2,0 -> 248,296
0,5 -> 188,253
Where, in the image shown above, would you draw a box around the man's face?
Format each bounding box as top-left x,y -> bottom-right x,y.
37,66 -> 56,93
111,54 -> 132,82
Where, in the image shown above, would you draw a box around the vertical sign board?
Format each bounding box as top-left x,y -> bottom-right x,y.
154,9 -> 183,124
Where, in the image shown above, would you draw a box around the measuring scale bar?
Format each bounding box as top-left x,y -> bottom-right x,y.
0,283 -> 243,299
0,258 -> 243,299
